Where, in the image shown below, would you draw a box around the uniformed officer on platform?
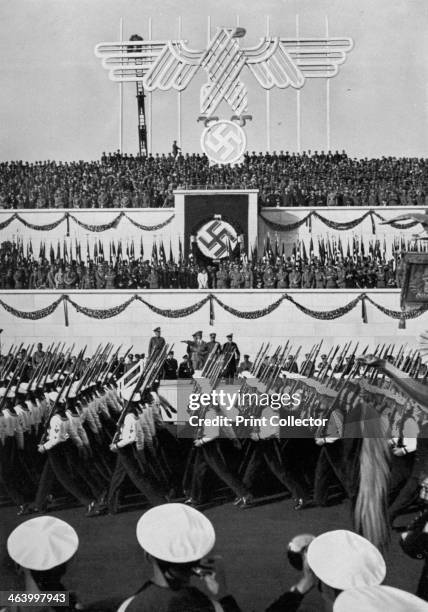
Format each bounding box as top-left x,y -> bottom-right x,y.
206,332 -> 221,357
222,333 -> 240,383
148,327 -> 166,358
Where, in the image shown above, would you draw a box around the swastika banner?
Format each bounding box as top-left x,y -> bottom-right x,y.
184,193 -> 249,260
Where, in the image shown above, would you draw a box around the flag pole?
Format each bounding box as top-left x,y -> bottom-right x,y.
295,14 -> 301,153
325,16 -> 331,152
119,17 -> 123,153
266,15 -> 271,152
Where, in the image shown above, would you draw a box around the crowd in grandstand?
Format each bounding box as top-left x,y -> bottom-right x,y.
0,254 -> 406,290
1,149 -> 427,209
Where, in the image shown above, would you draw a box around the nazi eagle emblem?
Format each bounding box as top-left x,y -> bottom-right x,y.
95,26 -> 353,117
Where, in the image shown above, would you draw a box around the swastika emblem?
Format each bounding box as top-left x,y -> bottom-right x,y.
201,120 -> 246,165
197,219 -> 238,259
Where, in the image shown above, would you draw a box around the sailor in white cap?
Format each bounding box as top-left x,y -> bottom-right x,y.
109,388 -> 166,507
6,516 -> 81,611
117,503 -> 240,612
266,534 -> 316,612
307,530 -> 386,611
333,585 -> 428,611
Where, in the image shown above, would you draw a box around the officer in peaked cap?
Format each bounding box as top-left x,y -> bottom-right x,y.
7,516 -> 82,610
148,326 -> 166,358
206,332 -> 221,357
117,503 -> 240,612
222,334 -> 240,383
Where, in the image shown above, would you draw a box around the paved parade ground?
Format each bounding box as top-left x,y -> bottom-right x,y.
0,498 -> 422,611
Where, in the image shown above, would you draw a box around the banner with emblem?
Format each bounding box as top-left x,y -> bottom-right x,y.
184,193 -> 249,261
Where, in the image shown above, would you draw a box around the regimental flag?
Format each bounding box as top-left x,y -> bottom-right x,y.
109,241 -> 112,265
63,239 -> 68,263
291,242 -> 297,263
360,235 -> 365,258
281,241 -> 286,263
178,237 -> 183,265
274,234 -> 280,261
94,240 -> 98,262
309,237 -> 314,259
56,241 -> 61,262
346,238 -> 351,260
38,241 -> 43,260
28,239 -> 33,259
50,243 -> 55,265
251,239 -> 258,262
112,241 -> 116,262
130,239 -> 135,261
318,238 -> 325,265
117,239 -> 122,261
338,236 -> 344,260
86,239 -> 90,263
169,240 -> 174,265
140,236 -> 144,260
159,240 -> 166,264
151,241 -> 158,266
99,240 -> 104,261
301,240 -> 308,264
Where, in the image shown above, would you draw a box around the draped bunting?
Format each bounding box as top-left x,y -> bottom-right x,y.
212,294 -> 286,319
0,293 -> 426,327
260,210 -> 420,233
0,211 -> 175,233
136,295 -> 211,318
283,294 -> 363,320
65,295 -> 135,319
0,296 -> 63,319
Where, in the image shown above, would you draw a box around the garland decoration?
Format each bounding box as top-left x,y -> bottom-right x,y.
212,294 -> 286,318
0,211 -> 175,233
0,296 -> 63,319
0,293 -> 426,328
69,213 -> 124,232
65,295 -> 135,319
260,210 -> 421,233
16,213 -> 67,231
283,294 -> 363,320
126,214 -> 175,231
136,295 -> 211,318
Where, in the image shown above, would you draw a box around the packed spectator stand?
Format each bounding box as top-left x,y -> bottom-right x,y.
0,253 -> 405,290
1,150 -> 427,209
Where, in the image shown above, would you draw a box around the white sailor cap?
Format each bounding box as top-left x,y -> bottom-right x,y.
307,530 -> 386,590
46,376 -> 54,384
48,391 -> 58,402
7,516 -> 79,570
30,381 -> 39,391
0,387 -> 6,398
17,382 -> 29,394
6,386 -> 16,399
334,585 -> 428,611
136,503 -> 215,563
67,382 -> 80,399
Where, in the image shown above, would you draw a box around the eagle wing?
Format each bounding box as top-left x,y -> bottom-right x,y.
94,39 -> 204,91
244,37 -> 353,89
